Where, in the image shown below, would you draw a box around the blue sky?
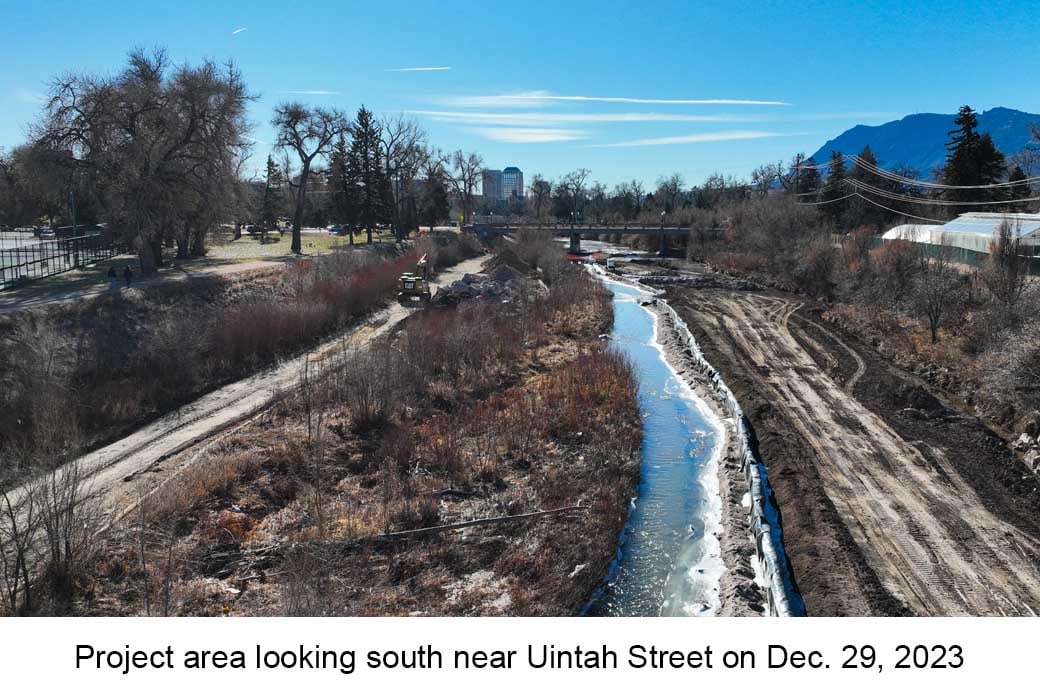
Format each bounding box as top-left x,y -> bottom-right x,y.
2,0 -> 1038,187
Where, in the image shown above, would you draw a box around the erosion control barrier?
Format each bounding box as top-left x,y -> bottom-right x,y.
600,269 -> 806,616
660,302 -> 806,617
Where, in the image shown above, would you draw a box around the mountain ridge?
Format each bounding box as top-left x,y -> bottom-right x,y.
809,107 -> 1039,179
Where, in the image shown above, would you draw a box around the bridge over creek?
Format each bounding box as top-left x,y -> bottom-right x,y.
467,223 -> 690,255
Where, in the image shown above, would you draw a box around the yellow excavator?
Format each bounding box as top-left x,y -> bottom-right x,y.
397,253 -> 432,306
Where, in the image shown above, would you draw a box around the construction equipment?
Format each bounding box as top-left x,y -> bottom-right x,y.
398,253 -> 432,305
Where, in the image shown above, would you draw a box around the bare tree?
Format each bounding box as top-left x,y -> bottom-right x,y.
527,174 -> 551,221
38,49 -> 253,274
447,151 -> 483,223
612,180 -> 644,220
655,173 -> 685,215
981,218 -> 1027,324
0,462 -> 41,615
750,161 -> 786,197
379,115 -> 428,240
913,236 -> 963,343
557,168 -> 591,220
272,102 -> 350,254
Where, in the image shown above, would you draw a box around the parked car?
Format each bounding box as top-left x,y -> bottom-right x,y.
244,224 -> 259,235
326,224 -> 345,235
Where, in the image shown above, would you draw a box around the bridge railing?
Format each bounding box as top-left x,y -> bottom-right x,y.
470,222 -> 692,233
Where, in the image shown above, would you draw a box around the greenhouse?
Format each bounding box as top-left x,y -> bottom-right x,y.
880,213 -> 1040,271
882,212 -> 1040,253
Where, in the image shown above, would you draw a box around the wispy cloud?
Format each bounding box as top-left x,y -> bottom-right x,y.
409,110 -> 758,126
440,91 -> 790,108
593,130 -> 800,147
14,88 -> 46,104
386,66 -> 452,72
278,90 -> 340,95
467,127 -> 589,143
231,27 -> 248,35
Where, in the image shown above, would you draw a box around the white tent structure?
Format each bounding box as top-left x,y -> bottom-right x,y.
882,212 -> 1040,255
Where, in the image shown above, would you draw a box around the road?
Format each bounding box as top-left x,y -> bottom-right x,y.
8,255 -> 488,523
668,283 -> 1040,616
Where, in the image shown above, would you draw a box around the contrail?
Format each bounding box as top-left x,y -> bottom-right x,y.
232,27 -> 248,35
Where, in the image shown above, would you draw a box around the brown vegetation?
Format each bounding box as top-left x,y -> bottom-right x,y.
691,198 -> 1040,434
0,239 -> 480,473
40,252 -> 640,616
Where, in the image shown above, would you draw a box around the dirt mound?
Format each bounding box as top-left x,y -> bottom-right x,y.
483,247 -> 531,275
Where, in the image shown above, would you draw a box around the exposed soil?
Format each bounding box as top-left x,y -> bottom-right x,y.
644,263 -> 1040,616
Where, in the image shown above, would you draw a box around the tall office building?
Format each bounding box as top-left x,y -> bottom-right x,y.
482,169 -> 503,201
502,166 -> 524,199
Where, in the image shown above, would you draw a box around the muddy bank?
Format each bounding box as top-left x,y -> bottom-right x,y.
659,274 -> 1040,616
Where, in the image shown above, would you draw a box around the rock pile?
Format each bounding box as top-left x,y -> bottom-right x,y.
1012,430 -> 1040,474
433,262 -> 548,306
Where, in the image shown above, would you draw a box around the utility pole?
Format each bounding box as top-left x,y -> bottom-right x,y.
794,153 -> 802,197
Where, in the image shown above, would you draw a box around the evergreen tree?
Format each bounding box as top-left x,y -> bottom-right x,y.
849,145 -> 881,186
328,133 -> 358,244
347,106 -> 392,243
1006,165 -> 1032,212
259,155 -> 284,243
797,156 -> 822,196
942,105 -> 1006,202
848,145 -> 897,230
820,150 -> 848,226
420,177 -> 450,228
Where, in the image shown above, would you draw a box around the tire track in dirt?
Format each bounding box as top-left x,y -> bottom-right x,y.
670,286 -> 1040,616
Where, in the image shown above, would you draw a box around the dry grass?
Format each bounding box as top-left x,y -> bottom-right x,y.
1,239 -> 480,473
143,452 -> 263,523
74,251 -> 642,616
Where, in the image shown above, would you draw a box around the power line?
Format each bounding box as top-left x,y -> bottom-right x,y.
846,193 -> 948,223
797,186 -> 948,223
795,191 -> 857,205
793,153 -> 1040,190
847,153 -> 1040,190
844,177 -> 1040,206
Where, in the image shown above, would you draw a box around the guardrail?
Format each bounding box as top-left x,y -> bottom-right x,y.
0,234 -> 115,291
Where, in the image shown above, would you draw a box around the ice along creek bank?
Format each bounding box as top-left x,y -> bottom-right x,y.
585,278 -> 726,616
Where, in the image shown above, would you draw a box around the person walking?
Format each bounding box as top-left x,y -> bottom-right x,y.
107,266 -> 119,293
123,264 -> 133,288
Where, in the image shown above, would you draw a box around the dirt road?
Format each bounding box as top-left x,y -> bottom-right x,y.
10,255 -> 489,522
666,279 -> 1040,616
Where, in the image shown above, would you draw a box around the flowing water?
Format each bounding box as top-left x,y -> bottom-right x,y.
585,278 -> 725,616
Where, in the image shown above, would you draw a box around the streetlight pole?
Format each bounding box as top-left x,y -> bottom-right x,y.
659,210 -> 666,256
